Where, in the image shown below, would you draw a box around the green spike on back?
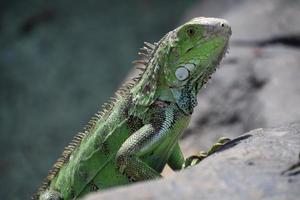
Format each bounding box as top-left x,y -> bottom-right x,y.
33,17 -> 231,200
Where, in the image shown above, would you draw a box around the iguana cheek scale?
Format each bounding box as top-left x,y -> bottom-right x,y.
33,17 -> 231,200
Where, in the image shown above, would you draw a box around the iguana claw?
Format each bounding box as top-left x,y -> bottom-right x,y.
183,151 -> 207,168
183,137 -> 231,169
207,137 -> 231,155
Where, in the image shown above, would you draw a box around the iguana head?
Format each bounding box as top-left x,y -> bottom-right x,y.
132,17 -> 231,115
162,17 -> 231,114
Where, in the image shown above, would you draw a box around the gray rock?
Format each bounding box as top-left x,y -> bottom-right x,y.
183,0 -> 300,40
84,123 -> 300,200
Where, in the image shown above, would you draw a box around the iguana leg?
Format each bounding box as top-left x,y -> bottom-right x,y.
116,124 -> 163,181
182,151 -> 208,168
116,105 -> 180,181
167,143 -> 185,170
167,143 -> 207,170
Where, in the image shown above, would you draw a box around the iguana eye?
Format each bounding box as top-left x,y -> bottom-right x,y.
186,28 -> 196,37
175,67 -> 189,81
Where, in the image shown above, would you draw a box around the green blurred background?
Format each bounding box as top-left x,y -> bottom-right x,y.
0,0 -> 196,199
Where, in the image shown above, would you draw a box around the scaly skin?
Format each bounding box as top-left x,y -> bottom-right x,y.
33,17 -> 231,200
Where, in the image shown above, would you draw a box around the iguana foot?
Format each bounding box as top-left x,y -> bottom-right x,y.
183,151 -> 207,168
207,137 -> 231,155
183,137 -> 231,169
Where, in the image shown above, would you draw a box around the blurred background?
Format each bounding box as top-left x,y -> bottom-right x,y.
1,0 -> 300,199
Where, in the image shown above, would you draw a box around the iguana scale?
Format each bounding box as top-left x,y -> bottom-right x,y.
33,17 -> 231,200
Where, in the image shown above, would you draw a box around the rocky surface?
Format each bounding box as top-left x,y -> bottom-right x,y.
84,123 -> 300,200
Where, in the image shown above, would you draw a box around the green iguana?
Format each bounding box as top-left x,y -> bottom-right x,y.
33,17 -> 232,200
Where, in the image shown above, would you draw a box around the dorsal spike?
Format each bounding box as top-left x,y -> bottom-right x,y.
138,52 -> 149,57
132,60 -> 148,65
102,103 -> 109,109
140,46 -> 152,54
144,41 -> 156,49
115,92 -> 122,98
136,66 -> 146,72
132,77 -> 140,82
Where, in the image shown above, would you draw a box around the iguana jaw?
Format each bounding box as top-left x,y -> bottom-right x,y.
194,39 -> 230,92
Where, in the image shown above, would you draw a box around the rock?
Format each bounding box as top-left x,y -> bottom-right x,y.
182,0 -> 300,40
84,123 -> 300,200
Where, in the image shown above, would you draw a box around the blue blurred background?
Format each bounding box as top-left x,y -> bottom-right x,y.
0,0 -> 195,199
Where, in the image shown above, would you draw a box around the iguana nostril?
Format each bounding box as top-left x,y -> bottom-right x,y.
218,21 -> 231,35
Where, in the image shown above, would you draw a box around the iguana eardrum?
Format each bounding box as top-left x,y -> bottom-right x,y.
33,17 -> 231,200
